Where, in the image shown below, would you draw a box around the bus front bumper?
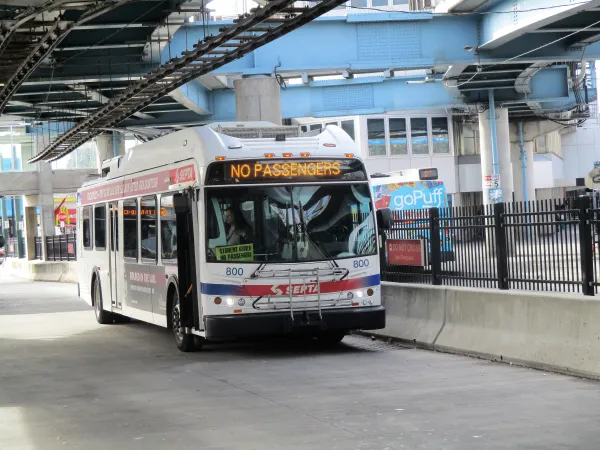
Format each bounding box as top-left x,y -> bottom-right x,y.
204,306 -> 385,339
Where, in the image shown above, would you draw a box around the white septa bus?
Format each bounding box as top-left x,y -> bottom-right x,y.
76,123 -> 389,351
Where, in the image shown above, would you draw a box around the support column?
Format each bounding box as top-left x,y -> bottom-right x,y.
233,76 -> 282,125
0,196 -> 7,243
14,196 -> 24,258
478,93 -> 513,205
24,195 -> 39,261
34,133 -> 56,247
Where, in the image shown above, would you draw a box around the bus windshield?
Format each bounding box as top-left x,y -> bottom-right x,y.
206,183 -> 377,263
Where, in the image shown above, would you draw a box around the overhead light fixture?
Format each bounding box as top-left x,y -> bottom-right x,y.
464,46 -> 474,52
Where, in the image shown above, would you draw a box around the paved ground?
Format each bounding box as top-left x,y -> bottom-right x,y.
2,271 -> 600,449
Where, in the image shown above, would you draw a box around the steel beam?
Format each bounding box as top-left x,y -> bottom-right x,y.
29,0 -> 349,162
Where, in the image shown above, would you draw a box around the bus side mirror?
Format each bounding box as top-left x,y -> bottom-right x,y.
376,208 -> 392,230
0,235 -> 4,248
173,194 -> 190,214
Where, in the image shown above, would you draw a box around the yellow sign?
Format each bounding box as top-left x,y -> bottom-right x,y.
216,244 -> 254,261
230,161 -> 341,179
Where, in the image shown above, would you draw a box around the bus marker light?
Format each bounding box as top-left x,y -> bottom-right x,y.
367,288 -> 374,296
345,153 -> 354,158
234,309 -> 242,314
216,156 -> 226,161
214,297 -> 222,305
282,153 -> 292,158
300,152 -> 310,157
352,302 -> 359,307
226,297 -> 234,306
238,298 -> 246,306
323,143 -> 336,148
264,153 -> 275,158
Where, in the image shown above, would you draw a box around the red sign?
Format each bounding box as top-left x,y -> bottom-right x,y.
58,212 -> 67,222
80,164 -> 196,205
386,239 -> 426,266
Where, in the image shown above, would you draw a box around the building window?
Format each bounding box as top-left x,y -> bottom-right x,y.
367,118 -> 386,156
325,121 -> 337,127
123,199 -> 138,260
432,117 -> 450,154
309,124 -> 322,132
341,119 -> 355,141
410,118 -> 429,155
140,196 -> 157,262
389,118 -> 407,155
372,0 -> 388,5
393,0 -> 409,4
350,0 -> 368,6
160,195 -> 177,264
94,205 -> 106,250
83,207 -> 92,249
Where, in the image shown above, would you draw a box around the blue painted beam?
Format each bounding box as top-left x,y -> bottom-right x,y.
479,0 -> 600,50
118,73 -> 588,128
164,12 -> 600,77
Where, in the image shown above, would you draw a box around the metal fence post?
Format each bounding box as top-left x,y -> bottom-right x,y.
578,195 -> 594,296
429,207 -> 442,285
494,202 -> 509,290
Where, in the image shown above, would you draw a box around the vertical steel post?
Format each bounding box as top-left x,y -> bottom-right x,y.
494,202 -> 509,289
488,89 -> 500,178
429,207 -> 442,285
579,195 -> 594,296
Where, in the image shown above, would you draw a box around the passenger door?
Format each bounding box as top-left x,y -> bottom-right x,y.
109,202 -> 121,309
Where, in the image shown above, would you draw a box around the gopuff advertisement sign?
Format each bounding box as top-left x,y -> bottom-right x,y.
373,181 -> 447,211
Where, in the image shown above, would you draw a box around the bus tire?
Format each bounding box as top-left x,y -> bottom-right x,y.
171,289 -> 195,352
93,277 -> 114,325
317,330 -> 346,345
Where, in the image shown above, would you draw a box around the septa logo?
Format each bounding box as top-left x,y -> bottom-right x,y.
270,283 -> 319,296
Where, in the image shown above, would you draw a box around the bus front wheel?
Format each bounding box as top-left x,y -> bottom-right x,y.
317,330 -> 346,345
171,289 -> 196,352
93,278 -> 114,325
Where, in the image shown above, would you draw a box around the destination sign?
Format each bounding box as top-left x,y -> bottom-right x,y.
206,159 -> 367,185
230,161 -> 341,179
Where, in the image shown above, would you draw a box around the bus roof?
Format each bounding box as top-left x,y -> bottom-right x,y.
80,123 -> 357,190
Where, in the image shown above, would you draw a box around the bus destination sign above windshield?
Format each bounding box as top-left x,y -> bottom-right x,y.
231,161 -> 341,179
206,159 -> 367,184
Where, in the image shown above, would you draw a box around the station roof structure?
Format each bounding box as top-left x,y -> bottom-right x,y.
0,0 -> 600,161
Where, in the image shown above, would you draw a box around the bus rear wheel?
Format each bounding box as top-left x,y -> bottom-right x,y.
171,289 -> 196,352
93,278 -> 114,325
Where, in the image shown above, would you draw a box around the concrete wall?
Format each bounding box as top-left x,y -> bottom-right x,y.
561,125 -> 600,179
378,282 -> 600,380
2,258 -> 78,283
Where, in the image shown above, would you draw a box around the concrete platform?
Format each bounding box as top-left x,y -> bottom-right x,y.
1,273 -> 600,449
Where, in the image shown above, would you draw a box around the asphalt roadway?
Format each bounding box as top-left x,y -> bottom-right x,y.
2,271 -> 600,450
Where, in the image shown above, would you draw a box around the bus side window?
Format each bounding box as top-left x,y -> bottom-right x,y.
123,198 -> 138,260
141,196 -> 157,263
160,195 -> 177,264
83,207 -> 92,249
94,205 -> 106,250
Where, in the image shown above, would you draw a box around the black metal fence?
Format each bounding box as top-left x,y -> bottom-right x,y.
381,196 -> 599,295
45,234 -> 77,261
34,237 -> 43,260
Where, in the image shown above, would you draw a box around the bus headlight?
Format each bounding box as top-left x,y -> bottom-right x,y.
226,297 -> 235,306
238,298 -> 246,306
347,292 -> 354,300
355,290 -> 364,298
